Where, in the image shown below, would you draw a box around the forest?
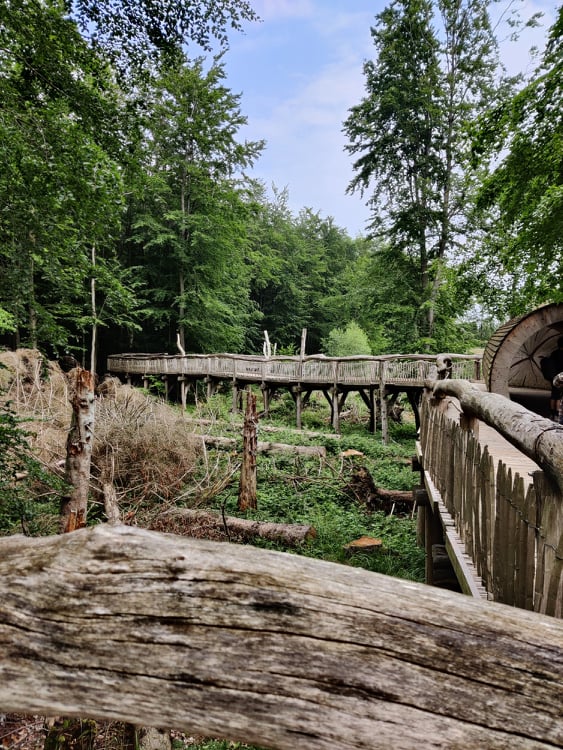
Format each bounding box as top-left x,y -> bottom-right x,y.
0,1 -> 562,748
0,0 -> 561,371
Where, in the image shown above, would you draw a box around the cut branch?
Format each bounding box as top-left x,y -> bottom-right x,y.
201,434 -> 326,458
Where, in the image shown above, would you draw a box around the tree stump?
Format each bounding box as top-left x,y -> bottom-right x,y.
238,390 -> 258,511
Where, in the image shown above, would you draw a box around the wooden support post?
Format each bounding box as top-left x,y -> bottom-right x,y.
261,384 -> 270,417
294,386 -> 303,430
238,390 -> 258,512
232,380 -> 239,414
206,377 -> 216,399
413,487 -> 428,547
369,386 -> 376,433
330,386 -> 340,432
178,376 -> 187,411
381,388 -> 389,444
143,376 -> 149,390
162,375 -> 169,401
424,497 -> 445,586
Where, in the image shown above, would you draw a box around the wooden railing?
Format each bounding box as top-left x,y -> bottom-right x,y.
419,394 -> 563,617
107,352 -> 481,386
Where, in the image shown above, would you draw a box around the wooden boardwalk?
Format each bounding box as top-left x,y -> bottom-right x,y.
477,422 -> 540,490
106,351 -> 482,437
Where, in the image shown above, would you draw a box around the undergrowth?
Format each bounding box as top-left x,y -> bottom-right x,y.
0,360 -> 423,750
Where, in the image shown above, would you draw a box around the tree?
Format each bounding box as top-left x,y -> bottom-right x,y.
469,7 -> 563,316
344,0 -> 505,349
69,0 -> 259,73
0,0 -> 132,361
129,56 -> 264,353
246,189 -> 362,354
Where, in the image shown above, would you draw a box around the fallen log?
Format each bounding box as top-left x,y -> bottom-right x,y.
153,508 -> 316,546
200,434 -> 326,458
432,379 -> 563,491
0,525 -> 561,750
184,417 -> 341,441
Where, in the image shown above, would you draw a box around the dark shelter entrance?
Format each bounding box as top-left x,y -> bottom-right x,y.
482,302 -> 563,417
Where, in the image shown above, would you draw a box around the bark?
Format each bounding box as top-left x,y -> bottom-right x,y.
346,466 -> 414,514
432,379 -> 563,491
153,508 -> 316,546
60,368 -> 96,533
238,391 -> 258,511
0,525 -> 561,750
102,481 -> 121,525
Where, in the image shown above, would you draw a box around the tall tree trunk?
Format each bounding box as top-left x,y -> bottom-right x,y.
238,390 -> 258,511
60,368 -> 96,533
90,245 -> 97,375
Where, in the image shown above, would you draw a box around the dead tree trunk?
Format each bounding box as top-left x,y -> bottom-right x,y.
60,368 -> 96,533
0,526 -> 561,750
153,508 -> 316,545
238,391 -> 258,511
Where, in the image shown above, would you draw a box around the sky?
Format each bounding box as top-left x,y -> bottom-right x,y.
213,0 -> 557,237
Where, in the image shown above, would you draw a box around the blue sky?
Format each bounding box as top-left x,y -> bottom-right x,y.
215,0 -> 557,237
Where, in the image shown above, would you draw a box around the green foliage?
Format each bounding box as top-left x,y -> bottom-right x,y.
178,741 -> 263,750
468,7 -> 563,316
69,0 -> 259,74
0,400 -> 63,535
344,0 -> 507,347
0,0 -> 130,357
128,56 -> 263,354
322,321 -> 372,356
206,394 -> 424,583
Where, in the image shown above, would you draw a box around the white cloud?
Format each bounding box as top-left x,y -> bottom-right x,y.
251,0 -> 316,21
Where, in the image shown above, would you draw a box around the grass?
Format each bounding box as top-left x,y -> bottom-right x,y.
0,362 -> 423,750
175,391 -> 423,750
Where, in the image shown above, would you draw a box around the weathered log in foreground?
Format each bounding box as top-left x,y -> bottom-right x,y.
432,379 -> 563,490
1,525 -> 562,750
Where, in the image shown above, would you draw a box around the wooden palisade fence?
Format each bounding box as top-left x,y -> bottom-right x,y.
418,380 -> 563,617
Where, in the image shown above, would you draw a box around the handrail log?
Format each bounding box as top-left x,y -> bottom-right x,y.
1,525 -> 562,749
432,379 -> 563,491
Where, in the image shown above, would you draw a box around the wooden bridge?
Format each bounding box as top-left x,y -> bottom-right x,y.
106,350 -> 562,617
106,351 -> 481,439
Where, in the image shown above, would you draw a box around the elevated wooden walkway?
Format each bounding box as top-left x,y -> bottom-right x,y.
107,352 -> 481,438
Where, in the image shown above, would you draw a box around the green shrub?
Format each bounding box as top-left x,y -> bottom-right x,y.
322,321 -> 372,356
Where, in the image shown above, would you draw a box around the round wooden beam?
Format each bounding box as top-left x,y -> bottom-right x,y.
1,525 -> 562,749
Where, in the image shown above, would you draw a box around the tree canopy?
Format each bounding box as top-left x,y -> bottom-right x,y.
0,0 -> 559,366
469,6 -> 563,316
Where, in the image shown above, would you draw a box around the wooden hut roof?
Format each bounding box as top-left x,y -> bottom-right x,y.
482,302 -> 563,397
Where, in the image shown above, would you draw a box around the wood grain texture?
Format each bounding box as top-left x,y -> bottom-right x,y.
1,525 -> 562,749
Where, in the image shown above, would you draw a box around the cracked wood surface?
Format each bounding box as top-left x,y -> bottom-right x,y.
1,525 -> 562,749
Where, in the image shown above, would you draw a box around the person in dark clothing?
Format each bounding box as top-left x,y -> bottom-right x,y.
555,373 -> 563,424
547,337 -> 563,419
